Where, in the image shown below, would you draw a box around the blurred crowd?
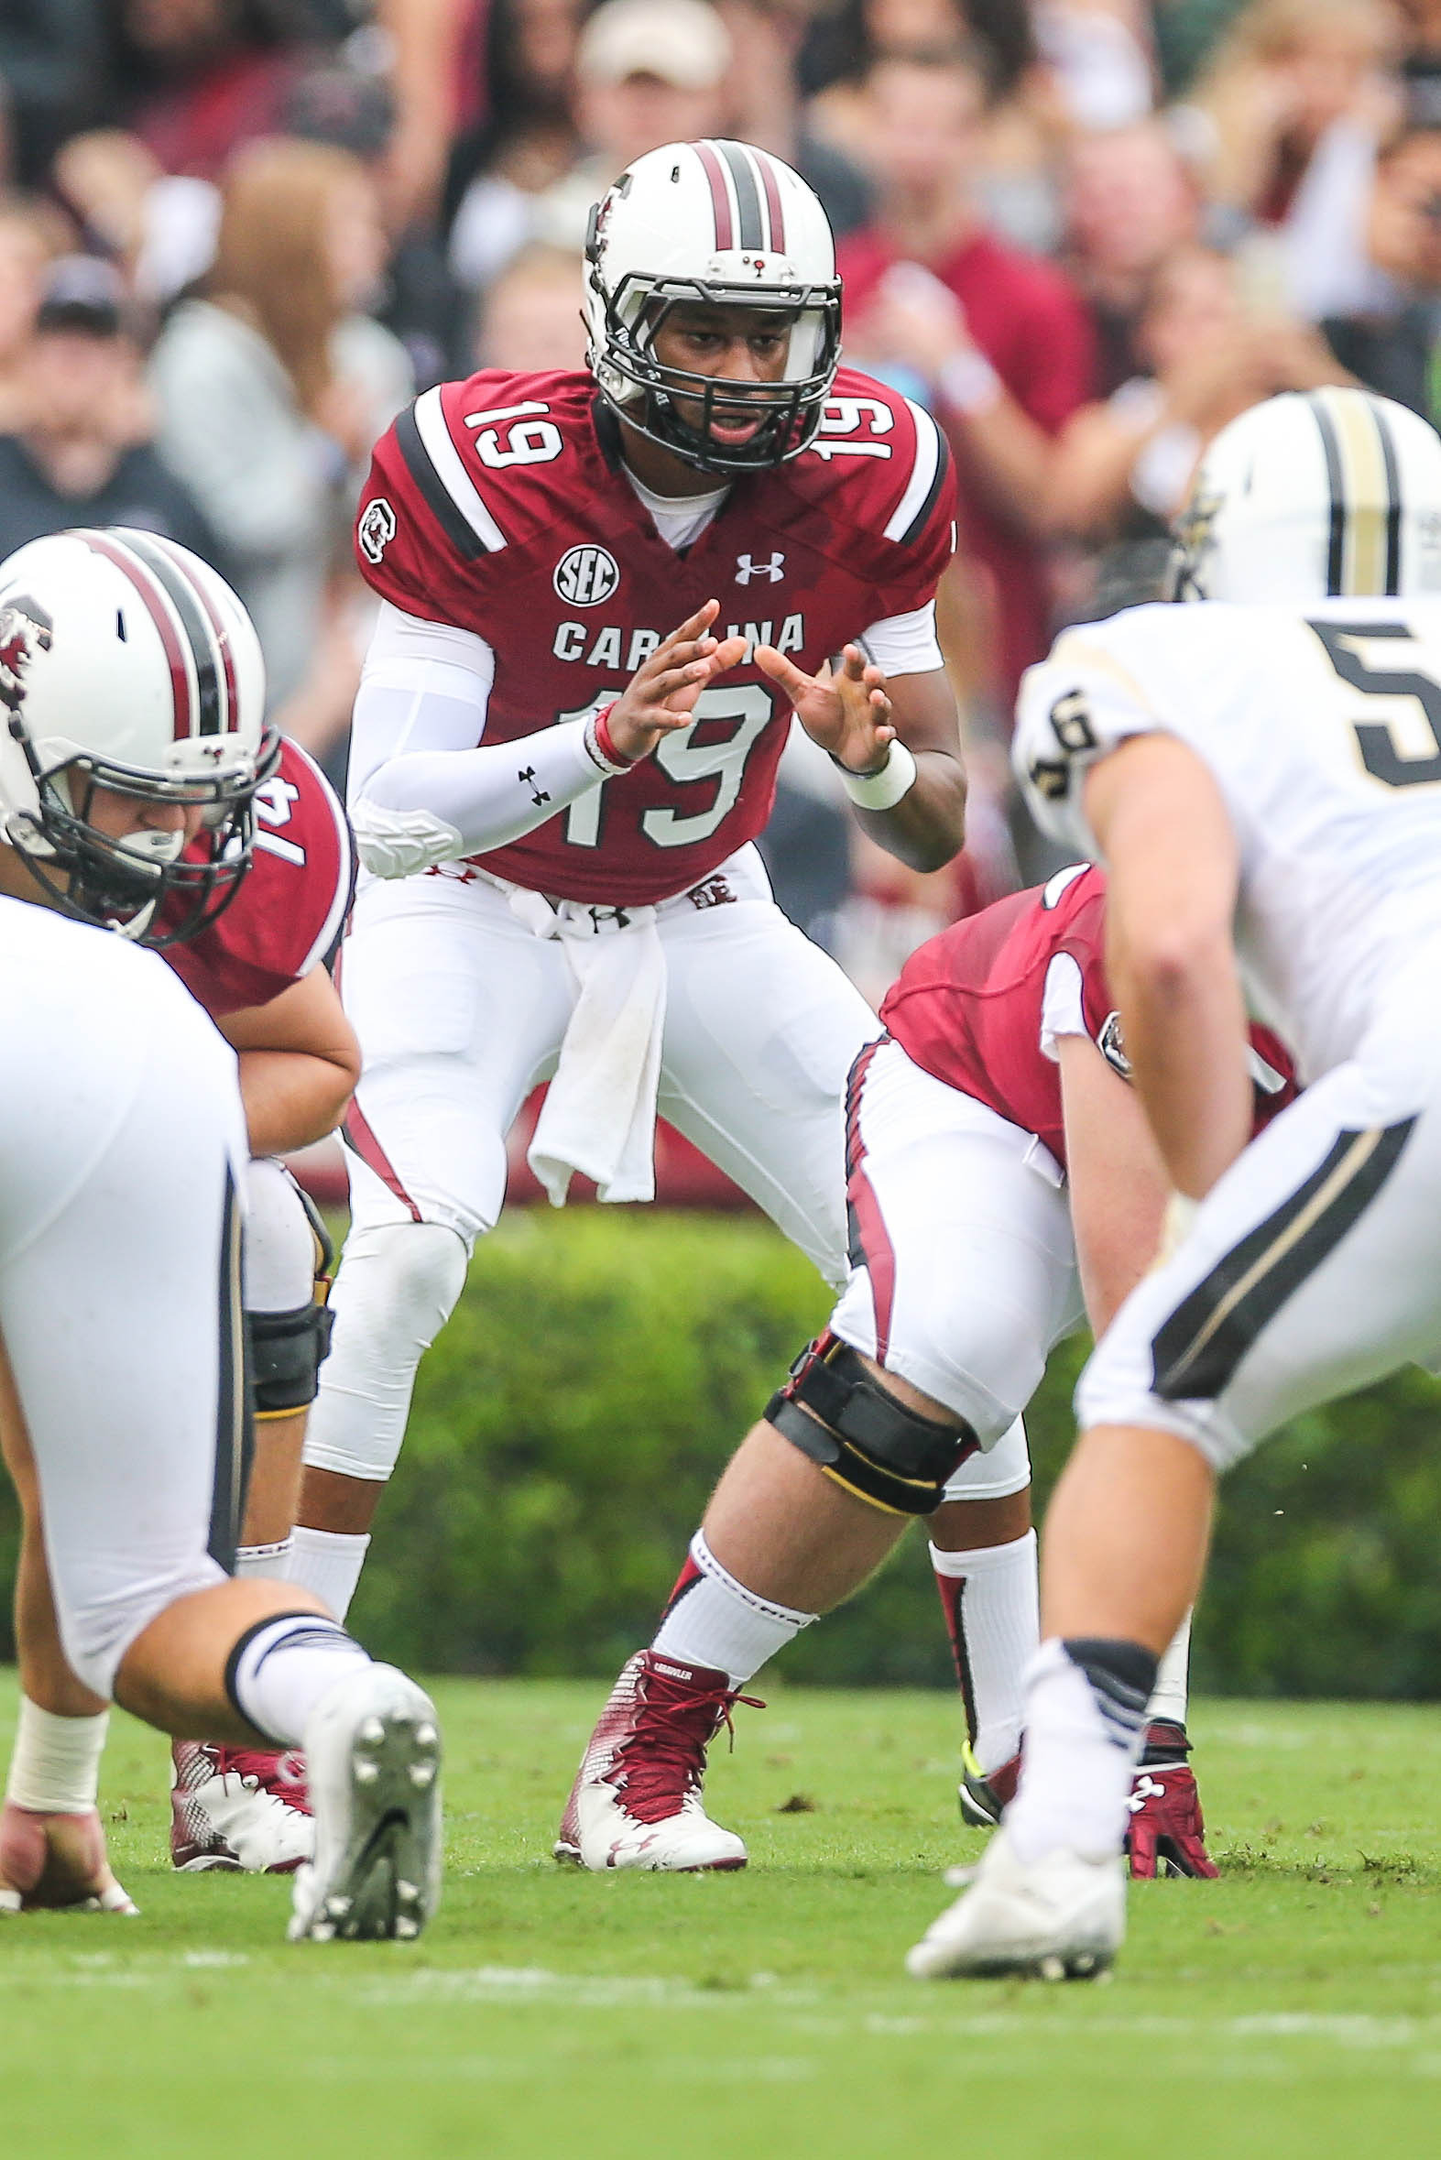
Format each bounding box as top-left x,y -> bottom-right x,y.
3,0 -> 1441,990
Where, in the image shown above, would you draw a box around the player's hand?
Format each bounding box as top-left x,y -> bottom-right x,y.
606,601 -> 748,762
755,641 -> 896,775
0,1801 -> 139,1915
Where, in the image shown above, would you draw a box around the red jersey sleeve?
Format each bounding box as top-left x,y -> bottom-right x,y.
801,369 -> 957,622
165,740 -> 355,1018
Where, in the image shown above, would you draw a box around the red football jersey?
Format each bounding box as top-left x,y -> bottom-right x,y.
164,738 -> 354,1018
352,366 -> 956,906
881,863 -> 1296,1169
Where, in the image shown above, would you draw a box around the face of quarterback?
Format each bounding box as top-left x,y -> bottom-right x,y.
647,301 -> 795,454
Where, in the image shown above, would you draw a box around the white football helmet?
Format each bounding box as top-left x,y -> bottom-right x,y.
0,527 -> 275,945
1171,387 -> 1441,603
584,138 -> 842,474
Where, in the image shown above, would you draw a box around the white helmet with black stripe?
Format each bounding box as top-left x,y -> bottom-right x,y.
584,138 -> 842,474
1171,387 -> 1441,603
0,526 -> 276,945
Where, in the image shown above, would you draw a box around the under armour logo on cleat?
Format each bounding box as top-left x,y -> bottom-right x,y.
736,552 -> 785,584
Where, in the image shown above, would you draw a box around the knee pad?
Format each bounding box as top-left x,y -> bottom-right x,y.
248,1299 -> 336,1416
766,1331 -> 978,1516
302,1218 -> 468,1482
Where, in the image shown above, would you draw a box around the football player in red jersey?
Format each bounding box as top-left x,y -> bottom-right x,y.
0,528 -> 440,1940
557,860 -> 1296,1873
285,139 -> 970,1830
160,728 -> 360,1876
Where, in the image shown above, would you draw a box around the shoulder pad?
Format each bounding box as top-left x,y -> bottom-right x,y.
792,368 -> 954,554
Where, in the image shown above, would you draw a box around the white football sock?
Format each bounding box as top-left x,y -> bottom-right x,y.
929,1529 -> 1038,1773
285,1526 -> 371,1622
1148,1611 -> 1192,1730
651,1531 -> 816,1688
227,1613 -> 373,1747
1006,1638 -> 1152,1865
233,1537 -> 293,1582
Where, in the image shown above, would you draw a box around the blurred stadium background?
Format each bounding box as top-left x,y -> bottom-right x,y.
4,0 -> 1441,1693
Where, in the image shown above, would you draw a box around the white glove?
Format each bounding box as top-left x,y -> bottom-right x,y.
351,796 -> 465,879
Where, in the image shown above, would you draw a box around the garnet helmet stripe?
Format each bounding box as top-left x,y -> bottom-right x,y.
716,140 -> 764,251
76,528 -> 191,740
118,529 -> 227,736
754,149 -> 786,252
694,141 -> 735,251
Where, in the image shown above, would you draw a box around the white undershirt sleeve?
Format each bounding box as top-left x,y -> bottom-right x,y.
348,601 -> 608,876
857,599 -> 945,677
1038,951 -> 1088,1063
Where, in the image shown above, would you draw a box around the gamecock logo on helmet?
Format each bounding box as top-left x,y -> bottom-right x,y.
0,597 -> 53,712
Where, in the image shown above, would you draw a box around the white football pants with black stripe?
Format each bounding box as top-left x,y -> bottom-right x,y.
1080,985 -> 1441,1467
0,901 -> 250,1698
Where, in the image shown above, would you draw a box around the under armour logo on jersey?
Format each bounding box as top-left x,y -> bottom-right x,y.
736,552 -> 785,584
518,765 -> 550,807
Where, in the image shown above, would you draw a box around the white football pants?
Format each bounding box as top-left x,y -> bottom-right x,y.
306,847 -> 883,1485
0,902 -> 250,1698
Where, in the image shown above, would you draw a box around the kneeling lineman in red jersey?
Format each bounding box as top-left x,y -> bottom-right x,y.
910,386 -> 1441,1979
285,140 -> 972,1804
559,858 -> 1293,1873
0,530 -> 439,1941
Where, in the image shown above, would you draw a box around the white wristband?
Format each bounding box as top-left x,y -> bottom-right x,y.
6,1697 -> 109,1814
938,348 -> 1003,417
838,738 -> 918,810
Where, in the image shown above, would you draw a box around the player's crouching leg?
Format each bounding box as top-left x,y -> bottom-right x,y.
0,935 -> 442,1943
171,1160 -> 334,1878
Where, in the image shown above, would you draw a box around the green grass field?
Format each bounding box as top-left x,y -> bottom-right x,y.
2,1673 -> 1438,2159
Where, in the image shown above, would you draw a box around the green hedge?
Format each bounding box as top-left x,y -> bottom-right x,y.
3,1210 -> 1441,1696
347,1210 -> 1441,1699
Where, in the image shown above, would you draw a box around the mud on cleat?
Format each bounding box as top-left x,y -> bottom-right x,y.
170,1740 -> 314,1873
1125,1720 -> 1219,1880
957,1740 -> 1020,1829
287,1665 -> 442,1944
906,1824 -> 1125,1982
555,1650 -> 758,1871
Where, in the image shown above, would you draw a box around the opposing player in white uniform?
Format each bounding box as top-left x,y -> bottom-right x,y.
286,140 -> 971,1827
0,531 -> 439,1940
910,386 -> 1441,1979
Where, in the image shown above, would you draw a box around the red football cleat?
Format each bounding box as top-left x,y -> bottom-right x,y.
171,1740 -> 313,1873
1126,1721 -> 1219,1879
555,1650 -> 759,1870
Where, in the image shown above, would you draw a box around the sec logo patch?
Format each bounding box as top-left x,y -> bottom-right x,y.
553,544 -> 621,607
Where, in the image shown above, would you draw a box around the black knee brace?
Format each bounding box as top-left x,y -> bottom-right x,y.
247,1299 -> 336,1416
765,1332 -> 978,1516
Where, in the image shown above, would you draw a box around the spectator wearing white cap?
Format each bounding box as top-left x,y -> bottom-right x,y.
450,0 -> 732,292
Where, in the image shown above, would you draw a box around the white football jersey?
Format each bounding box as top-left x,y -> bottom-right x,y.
1014,598 -> 1441,1084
